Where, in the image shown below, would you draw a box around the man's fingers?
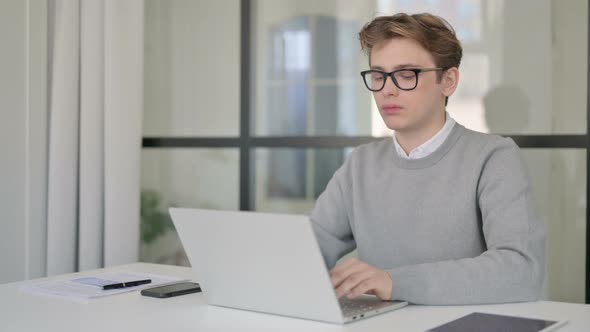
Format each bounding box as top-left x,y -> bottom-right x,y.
349,271 -> 393,300
330,260 -> 366,288
347,278 -> 377,299
329,258 -> 359,276
330,260 -> 394,301
334,270 -> 374,299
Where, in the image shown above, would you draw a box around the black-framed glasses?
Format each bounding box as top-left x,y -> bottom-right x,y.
360,68 -> 444,92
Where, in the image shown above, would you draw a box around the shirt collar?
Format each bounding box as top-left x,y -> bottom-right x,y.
393,112 -> 456,160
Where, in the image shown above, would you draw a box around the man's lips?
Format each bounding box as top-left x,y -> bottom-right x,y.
382,104 -> 403,115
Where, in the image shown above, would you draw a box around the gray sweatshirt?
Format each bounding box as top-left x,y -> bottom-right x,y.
310,123 -> 545,305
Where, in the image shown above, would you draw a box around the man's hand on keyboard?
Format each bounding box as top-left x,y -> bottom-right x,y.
329,258 -> 393,301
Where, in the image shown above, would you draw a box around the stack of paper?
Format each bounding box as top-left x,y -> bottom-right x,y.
21,271 -> 184,302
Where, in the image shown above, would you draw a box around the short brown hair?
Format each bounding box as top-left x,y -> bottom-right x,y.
359,13 -> 462,71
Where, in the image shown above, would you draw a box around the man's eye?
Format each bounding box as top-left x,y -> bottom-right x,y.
398,73 -> 414,80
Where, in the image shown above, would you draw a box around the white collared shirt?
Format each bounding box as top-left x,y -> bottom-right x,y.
393,112 -> 456,159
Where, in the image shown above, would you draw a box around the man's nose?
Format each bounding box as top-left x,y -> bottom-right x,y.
381,75 -> 400,96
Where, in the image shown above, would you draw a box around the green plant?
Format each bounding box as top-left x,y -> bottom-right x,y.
140,190 -> 175,244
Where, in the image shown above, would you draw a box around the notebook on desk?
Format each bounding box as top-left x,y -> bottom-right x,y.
169,207 -> 408,324
427,312 -> 567,332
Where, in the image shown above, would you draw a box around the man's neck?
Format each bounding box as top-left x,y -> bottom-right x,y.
395,110 -> 447,156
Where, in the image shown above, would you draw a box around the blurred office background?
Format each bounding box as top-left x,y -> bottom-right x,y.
1,0 -> 588,304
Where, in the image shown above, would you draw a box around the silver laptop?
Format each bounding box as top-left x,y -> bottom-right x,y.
169,208 -> 408,324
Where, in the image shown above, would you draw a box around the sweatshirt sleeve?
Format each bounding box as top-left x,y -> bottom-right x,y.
309,154 -> 356,269
388,138 -> 546,305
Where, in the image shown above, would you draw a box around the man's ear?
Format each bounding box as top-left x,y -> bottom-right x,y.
441,67 -> 459,98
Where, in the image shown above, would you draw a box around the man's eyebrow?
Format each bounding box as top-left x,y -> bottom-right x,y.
369,63 -> 422,71
370,65 -> 385,71
394,63 -> 421,69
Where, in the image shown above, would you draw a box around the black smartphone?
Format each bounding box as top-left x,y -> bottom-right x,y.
140,282 -> 201,298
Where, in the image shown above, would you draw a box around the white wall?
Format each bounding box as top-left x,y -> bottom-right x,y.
500,0 -> 552,134
0,0 -> 48,284
545,0 -> 588,303
142,0 -> 242,201
143,0 -> 240,137
143,0 -> 241,208
141,0 -> 241,264
506,0 -> 587,303
552,0 -> 587,133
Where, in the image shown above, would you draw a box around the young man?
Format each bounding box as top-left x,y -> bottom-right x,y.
310,13 -> 545,305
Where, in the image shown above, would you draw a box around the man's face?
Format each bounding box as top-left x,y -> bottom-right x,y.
369,37 -> 448,133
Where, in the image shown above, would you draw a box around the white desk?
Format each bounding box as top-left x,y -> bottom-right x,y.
1,263 -> 589,331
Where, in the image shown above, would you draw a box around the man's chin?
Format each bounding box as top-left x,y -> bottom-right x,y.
381,114 -> 408,131
385,121 -> 421,135
383,121 -> 407,132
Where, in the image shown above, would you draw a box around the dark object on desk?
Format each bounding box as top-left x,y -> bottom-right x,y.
427,312 -> 566,332
141,282 -> 201,298
102,279 -> 152,290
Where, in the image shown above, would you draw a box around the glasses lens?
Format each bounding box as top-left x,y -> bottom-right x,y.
363,71 -> 385,91
393,70 -> 417,90
363,71 -> 384,91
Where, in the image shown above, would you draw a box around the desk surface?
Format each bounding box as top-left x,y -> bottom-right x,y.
1,263 -> 589,331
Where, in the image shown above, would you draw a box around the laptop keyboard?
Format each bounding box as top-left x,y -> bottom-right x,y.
339,297 -> 385,317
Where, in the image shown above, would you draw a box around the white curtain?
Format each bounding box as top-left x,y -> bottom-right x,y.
46,0 -> 144,275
